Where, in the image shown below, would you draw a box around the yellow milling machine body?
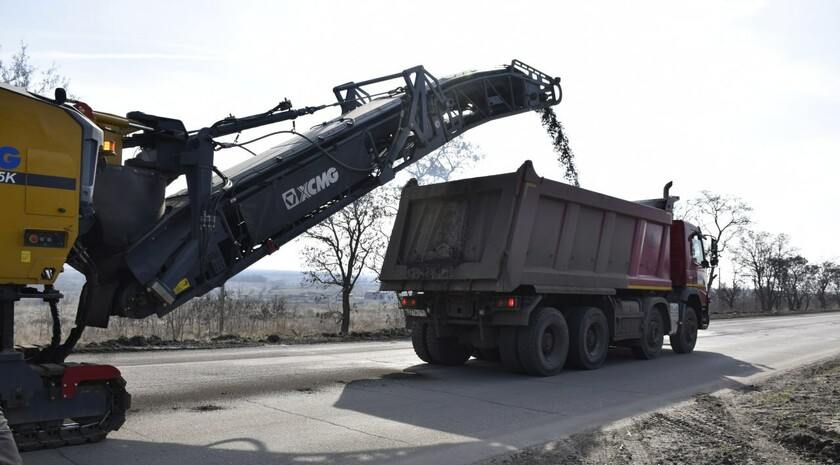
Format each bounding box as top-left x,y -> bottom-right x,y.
0,83 -> 131,453
0,82 -> 102,285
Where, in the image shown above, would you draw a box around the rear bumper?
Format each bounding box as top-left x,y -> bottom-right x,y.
400,292 -> 542,328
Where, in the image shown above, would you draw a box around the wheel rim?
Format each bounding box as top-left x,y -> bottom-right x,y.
539,320 -> 567,368
541,328 -> 555,356
585,322 -> 605,357
646,316 -> 662,349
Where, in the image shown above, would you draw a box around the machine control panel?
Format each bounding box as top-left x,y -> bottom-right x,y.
23,229 -> 68,248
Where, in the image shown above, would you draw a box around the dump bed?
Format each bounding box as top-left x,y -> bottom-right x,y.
380,162 -> 674,294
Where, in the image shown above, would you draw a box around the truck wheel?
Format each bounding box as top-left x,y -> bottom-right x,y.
670,306 -> 698,354
517,307 -> 569,376
499,327 -> 524,373
632,307 -> 664,360
425,329 -> 471,366
411,323 -> 432,363
566,307 -> 609,370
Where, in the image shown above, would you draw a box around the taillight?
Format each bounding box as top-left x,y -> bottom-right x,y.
399,295 -> 421,308
494,296 -> 520,309
400,297 -> 417,307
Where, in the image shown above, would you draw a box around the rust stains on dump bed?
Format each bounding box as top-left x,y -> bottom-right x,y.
379,161 -> 673,294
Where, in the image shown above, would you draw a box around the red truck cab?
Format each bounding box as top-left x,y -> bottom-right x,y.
671,220 -> 711,329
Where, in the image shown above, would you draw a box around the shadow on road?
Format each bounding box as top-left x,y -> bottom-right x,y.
23,437 -> 458,465
23,348 -> 764,465
332,347 -> 764,440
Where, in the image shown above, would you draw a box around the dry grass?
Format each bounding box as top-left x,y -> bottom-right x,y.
13,292 -> 404,345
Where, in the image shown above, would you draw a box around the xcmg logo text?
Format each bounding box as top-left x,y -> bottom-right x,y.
0,146 -> 21,170
282,167 -> 339,209
0,146 -> 21,185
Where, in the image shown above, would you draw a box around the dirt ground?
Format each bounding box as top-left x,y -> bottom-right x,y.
478,357 -> 840,465
73,327 -> 410,353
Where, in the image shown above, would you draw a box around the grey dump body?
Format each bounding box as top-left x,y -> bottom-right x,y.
380,161 -> 674,293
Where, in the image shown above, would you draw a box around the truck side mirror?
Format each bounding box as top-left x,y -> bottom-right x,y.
709,238 -> 719,267
701,259 -> 710,269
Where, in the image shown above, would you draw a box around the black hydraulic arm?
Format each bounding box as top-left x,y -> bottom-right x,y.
75,60 -> 561,327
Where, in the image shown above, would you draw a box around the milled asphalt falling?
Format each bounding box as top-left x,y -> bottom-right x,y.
24,312 -> 840,465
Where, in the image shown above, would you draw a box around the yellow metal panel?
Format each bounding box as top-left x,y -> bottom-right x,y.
25,149 -> 77,217
0,84 -> 81,285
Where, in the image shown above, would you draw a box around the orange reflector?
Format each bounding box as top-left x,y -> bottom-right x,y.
102,140 -> 116,152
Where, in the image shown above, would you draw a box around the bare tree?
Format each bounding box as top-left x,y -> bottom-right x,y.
802,264 -> 819,311
736,231 -> 790,313
814,261 -> 840,309
377,136 -> 485,279
833,271 -> 840,309
774,255 -> 816,311
718,270 -> 744,310
404,136 -> 483,184
685,192 -> 751,293
301,190 -> 391,334
382,135 -> 484,209
0,42 -> 70,94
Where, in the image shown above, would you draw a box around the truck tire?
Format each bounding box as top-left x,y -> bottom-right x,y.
499,327 -> 524,373
566,307 -> 609,370
517,307 -> 569,376
0,408 -> 22,465
425,329 -> 471,366
670,306 -> 698,354
411,323 -> 432,363
632,306 -> 664,360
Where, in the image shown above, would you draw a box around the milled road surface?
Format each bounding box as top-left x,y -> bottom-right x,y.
24,312 -> 840,465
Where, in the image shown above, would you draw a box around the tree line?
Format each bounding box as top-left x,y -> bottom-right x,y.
720,233 -> 839,313
683,192 -> 837,315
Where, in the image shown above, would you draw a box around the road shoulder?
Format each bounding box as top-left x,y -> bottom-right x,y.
475,356 -> 840,465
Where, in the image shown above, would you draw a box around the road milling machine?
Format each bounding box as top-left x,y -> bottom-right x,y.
0,60 -> 562,450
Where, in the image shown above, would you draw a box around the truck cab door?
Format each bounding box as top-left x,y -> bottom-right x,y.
687,230 -> 708,290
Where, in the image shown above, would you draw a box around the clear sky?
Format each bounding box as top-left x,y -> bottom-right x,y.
2,0 -> 838,271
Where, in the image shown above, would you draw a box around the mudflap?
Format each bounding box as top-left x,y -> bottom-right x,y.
0,354 -> 130,451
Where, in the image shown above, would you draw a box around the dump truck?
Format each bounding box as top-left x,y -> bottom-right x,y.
380,161 -> 715,376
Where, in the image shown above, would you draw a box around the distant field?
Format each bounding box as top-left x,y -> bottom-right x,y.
16,269 -> 835,346
14,269 -> 402,345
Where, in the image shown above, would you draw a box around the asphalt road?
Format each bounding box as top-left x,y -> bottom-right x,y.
24,312 -> 840,465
